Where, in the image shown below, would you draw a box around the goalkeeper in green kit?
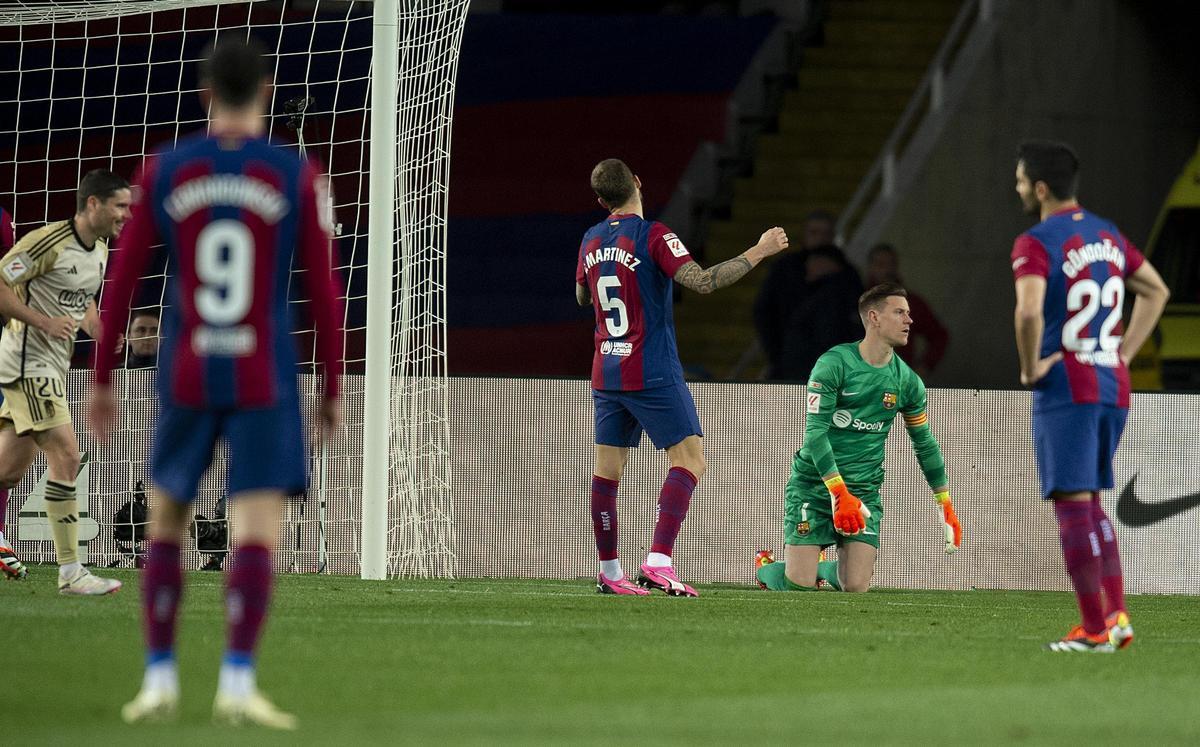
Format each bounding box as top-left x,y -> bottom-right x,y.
755,283 -> 962,592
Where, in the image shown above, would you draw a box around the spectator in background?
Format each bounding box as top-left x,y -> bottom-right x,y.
866,243 -> 948,377
108,309 -> 162,576
72,305 -> 158,371
768,244 -> 863,380
799,209 -> 836,251
754,210 -> 862,380
122,309 -> 160,369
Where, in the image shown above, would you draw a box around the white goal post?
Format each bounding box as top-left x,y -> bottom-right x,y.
0,0 -> 465,579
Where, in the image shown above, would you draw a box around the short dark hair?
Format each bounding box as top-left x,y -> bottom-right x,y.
808,243 -> 848,266
590,159 -> 636,209
858,282 -> 907,321
77,169 -> 130,213
1017,140 -> 1079,200
131,308 -> 160,323
804,209 -> 836,225
868,242 -> 897,259
200,36 -> 268,107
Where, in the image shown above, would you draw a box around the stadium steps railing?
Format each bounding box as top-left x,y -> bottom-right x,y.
836,0 -> 1008,261
674,0 -> 960,380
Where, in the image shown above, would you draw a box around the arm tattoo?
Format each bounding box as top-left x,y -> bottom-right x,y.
674,257 -> 753,294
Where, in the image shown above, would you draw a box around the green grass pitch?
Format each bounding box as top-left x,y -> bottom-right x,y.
8,566 -> 1200,744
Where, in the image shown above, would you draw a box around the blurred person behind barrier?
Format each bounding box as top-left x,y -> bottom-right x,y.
866,243 -> 948,378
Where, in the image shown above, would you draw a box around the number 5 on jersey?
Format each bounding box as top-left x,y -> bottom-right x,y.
596,275 -> 628,337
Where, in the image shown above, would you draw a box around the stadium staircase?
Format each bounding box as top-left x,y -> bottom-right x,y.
673,0 -> 961,379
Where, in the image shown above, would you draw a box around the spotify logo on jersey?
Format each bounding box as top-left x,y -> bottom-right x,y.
832,410 -> 853,428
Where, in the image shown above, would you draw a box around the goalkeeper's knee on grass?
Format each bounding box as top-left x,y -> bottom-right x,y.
754,560 -> 819,591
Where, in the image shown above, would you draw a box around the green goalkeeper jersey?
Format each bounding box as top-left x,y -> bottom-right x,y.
793,341 -> 947,493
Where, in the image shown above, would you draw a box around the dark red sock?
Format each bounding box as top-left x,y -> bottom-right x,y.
142,540 -> 182,658
651,467 -> 697,557
226,544 -> 273,658
1092,493 -> 1126,616
590,475 -> 619,561
1053,500 -> 1105,634
0,487 -> 8,536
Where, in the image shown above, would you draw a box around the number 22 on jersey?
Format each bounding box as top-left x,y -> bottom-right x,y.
1062,276 -> 1123,354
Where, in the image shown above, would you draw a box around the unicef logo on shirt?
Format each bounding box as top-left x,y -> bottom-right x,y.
600,340 -> 613,355
832,410 -> 853,428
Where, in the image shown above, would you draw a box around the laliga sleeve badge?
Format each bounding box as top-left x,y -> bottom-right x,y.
663,232 -> 689,258
1,252 -> 31,282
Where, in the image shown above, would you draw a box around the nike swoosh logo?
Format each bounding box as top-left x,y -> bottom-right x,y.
842,391 -> 860,396
1115,474 -> 1200,527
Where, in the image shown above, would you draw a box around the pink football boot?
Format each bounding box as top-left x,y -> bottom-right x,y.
636,564 -> 698,597
596,573 -> 650,595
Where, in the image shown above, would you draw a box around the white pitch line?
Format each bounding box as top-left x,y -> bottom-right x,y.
882,600 -> 1064,611
275,613 -> 1200,645
386,587 -> 593,598
382,585 -> 1063,611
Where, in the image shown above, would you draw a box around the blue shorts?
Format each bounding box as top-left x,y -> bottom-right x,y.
152,401 -> 308,503
1032,404 -> 1127,498
592,382 -> 703,450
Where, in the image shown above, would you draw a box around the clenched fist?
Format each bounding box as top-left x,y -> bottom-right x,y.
757,226 -> 789,257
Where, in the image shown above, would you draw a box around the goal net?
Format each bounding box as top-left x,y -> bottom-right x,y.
0,0 -> 464,578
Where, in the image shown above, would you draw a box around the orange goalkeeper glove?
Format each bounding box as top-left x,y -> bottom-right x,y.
934,490 -> 962,554
826,475 -> 870,535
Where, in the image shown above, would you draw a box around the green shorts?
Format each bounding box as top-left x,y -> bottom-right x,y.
783,474 -> 882,549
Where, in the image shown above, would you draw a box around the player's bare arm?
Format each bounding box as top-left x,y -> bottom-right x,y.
87,384 -> 117,443
82,298 -> 102,340
576,282 -> 591,307
87,295 -> 118,440
1013,274 -> 1062,386
1120,261 -> 1170,366
0,282 -> 76,341
673,257 -> 752,294
673,227 -> 789,294
319,396 -> 342,437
